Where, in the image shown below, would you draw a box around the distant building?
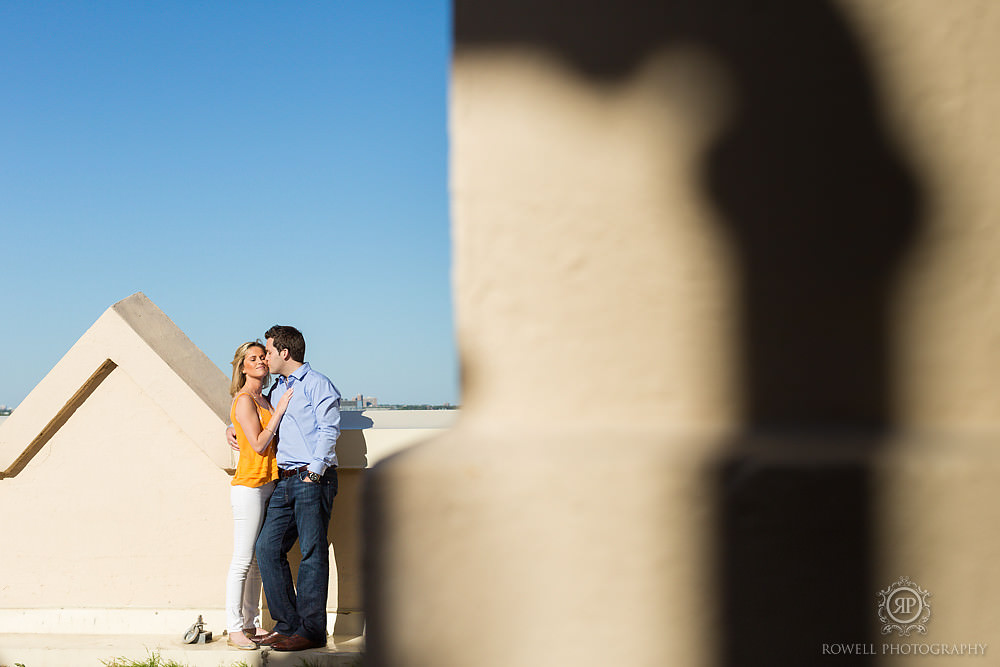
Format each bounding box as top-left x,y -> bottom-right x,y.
339,396 -> 460,411
355,394 -> 378,408
341,395 -> 378,410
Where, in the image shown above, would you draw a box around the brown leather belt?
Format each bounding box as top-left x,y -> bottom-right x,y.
278,465 -> 309,479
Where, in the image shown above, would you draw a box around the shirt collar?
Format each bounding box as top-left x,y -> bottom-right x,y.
276,362 -> 311,386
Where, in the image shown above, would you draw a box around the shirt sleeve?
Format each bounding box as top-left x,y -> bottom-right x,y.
307,377 -> 341,475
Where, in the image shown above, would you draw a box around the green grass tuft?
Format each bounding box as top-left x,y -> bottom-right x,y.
101,651 -> 189,667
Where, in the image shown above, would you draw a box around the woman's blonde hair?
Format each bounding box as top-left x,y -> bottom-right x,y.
230,340 -> 269,397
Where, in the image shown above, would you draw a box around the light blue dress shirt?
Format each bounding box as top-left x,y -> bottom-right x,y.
267,362 -> 341,475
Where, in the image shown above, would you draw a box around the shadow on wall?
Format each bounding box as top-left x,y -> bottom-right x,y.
338,411 -> 373,469
341,411 -> 376,430
457,1 -> 922,664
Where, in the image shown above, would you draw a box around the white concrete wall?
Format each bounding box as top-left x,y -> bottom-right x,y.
0,367 -> 232,629
0,406 -> 451,636
0,293 -> 453,638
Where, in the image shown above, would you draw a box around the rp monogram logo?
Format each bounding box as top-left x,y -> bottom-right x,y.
894,595 -> 917,616
878,576 -> 931,636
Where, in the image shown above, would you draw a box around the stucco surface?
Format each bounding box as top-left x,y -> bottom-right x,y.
364,1 -> 1000,665
0,293 -> 447,638
0,292 -> 231,474
833,0 -> 1000,431
0,367 -> 231,608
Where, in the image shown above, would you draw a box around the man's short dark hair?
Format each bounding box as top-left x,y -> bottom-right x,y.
265,325 -> 306,362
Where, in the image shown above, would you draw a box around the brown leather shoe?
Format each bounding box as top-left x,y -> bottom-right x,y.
256,630 -> 289,646
271,634 -> 326,651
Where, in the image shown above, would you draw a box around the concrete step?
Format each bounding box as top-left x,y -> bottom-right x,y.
0,633 -> 363,667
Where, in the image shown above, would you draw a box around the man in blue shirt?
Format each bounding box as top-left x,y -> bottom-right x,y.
253,325 -> 341,652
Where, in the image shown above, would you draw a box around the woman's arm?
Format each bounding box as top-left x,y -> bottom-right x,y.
234,390 -> 293,454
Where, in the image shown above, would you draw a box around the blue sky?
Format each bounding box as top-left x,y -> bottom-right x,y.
1,2 -> 456,407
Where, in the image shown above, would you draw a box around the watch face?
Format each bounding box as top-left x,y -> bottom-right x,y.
308,472 -> 321,482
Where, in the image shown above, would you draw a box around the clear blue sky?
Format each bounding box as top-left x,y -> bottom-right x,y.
1,2 -> 457,407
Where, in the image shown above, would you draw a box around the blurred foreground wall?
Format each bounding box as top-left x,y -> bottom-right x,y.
364,1 -> 1000,665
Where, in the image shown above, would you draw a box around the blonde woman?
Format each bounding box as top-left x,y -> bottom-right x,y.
225,341 -> 293,649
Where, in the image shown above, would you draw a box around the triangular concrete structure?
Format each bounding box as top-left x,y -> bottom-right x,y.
0,292 -> 231,476
0,291 -> 450,641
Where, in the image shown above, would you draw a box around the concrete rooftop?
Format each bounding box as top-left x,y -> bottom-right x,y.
0,632 -> 363,666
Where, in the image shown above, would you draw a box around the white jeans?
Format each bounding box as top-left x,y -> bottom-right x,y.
226,481 -> 275,633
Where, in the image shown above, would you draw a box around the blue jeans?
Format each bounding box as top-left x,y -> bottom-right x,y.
255,469 -> 338,643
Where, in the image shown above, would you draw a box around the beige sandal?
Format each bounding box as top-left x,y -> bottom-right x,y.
227,631 -> 258,650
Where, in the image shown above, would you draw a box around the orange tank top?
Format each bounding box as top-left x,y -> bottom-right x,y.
230,391 -> 279,487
